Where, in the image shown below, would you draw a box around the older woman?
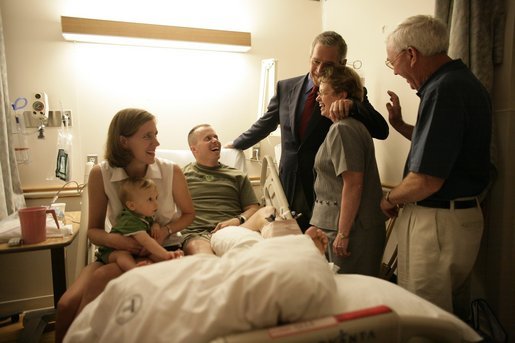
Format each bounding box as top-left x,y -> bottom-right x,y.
310,65 -> 386,276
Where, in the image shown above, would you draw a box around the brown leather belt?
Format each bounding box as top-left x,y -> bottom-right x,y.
416,199 -> 477,209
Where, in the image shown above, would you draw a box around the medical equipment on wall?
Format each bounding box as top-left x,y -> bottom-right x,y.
55,101 -> 73,181
31,92 -> 49,139
10,97 -> 30,164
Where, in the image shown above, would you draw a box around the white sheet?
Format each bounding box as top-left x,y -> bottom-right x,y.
65,227 -> 481,343
65,230 -> 336,343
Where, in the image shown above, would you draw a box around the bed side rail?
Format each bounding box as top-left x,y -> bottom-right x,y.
260,155 -> 293,220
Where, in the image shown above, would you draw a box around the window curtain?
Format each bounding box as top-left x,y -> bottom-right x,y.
0,7 -> 25,220
435,0 -> 506,93
435,0 -> 506,195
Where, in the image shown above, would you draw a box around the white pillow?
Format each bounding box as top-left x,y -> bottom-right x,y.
65,234 -> 336,343
211,225 -> 263,258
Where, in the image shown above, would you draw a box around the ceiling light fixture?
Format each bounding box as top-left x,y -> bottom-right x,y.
61,16 -> 251,53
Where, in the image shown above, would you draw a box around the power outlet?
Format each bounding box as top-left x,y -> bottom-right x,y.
86,154 -> 98,165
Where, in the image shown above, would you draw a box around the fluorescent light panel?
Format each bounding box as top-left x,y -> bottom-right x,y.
61,16 -> 251,52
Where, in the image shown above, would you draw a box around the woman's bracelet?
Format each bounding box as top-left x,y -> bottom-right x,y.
337,232 -> 349,239
164,224 -> 173,235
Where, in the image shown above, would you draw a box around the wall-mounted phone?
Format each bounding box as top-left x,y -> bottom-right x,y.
31,92 -> 49,121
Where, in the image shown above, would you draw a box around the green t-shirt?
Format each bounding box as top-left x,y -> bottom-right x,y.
182,162 -> 258,233
96,208 -> 154,263
111,208 -> 154,235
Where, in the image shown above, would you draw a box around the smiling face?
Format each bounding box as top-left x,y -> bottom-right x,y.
121,119 -> 160,166
316,82 -> 346,117
309,43 -> 342,87
190,125 -> 221,167
386,45 -> 418,90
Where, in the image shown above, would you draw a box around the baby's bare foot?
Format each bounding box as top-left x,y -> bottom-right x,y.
305,227 -> 328,254
167,250 -> 184,260
136,260 -> 152,267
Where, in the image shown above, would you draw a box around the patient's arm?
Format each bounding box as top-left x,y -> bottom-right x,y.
212,203 -> 260,233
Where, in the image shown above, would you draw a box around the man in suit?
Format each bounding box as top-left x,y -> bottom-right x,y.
226,31 -> 388,230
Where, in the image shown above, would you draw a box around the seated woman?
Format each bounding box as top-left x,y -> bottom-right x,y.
310,65 -> 386,276
55,108 -> 195,342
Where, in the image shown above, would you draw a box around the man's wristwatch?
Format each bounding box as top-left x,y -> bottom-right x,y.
237,215 -> 247,225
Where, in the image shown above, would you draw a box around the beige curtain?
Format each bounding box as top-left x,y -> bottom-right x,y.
435,0 -> 506,93
0,7 -> 25,219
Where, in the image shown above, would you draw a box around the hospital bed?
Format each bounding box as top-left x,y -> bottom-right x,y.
68,150 -> 482,343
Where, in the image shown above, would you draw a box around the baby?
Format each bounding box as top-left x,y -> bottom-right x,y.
97,177 -> 183,271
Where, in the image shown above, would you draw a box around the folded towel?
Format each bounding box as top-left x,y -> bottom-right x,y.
0,212 -> 73,243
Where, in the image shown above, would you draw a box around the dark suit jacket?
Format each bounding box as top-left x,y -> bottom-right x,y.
233,73 -> 388,214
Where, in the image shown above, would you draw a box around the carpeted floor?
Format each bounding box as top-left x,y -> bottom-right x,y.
0,314 -> 54,343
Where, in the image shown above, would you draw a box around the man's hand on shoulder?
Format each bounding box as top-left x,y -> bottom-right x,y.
329,99 -> 353,122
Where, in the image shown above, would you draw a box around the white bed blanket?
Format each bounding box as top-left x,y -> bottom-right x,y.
65,226 -> 481,342
65,230 -> 336,343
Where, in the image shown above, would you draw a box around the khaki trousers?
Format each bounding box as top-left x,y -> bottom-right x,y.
395,202 -> 483,314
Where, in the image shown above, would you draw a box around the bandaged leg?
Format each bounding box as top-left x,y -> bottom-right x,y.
211,226 -> 263,257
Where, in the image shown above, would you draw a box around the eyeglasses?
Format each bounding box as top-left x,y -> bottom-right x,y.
385,50 -> 406,69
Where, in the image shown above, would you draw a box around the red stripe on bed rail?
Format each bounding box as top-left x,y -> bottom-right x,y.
268,305 -> 392,339
334,305 -> 393,322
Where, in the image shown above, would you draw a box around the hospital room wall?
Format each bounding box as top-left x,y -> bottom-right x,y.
1,0 -> 322,190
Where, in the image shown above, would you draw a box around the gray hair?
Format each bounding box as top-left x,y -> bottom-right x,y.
387,15 -> 449,56
310,31 -> 348,64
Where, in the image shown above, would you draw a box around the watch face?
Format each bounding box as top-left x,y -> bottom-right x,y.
33,101 -> 45,112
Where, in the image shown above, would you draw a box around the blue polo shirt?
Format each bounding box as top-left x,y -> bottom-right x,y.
405,59 -> 492,200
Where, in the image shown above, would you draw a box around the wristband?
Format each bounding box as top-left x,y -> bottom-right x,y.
337,232 -> 349,239
237,215 -> 247,224
165,224 -> 172,235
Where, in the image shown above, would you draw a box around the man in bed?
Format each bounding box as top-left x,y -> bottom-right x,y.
181,124 -> 260,255
225,31 -> 389,231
